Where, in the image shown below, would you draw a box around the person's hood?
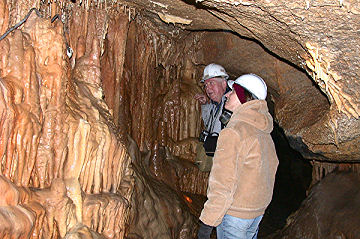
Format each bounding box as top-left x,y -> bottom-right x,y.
230,100 -> 273,133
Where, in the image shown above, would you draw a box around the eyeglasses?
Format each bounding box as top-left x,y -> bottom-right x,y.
203,80 -> 218,90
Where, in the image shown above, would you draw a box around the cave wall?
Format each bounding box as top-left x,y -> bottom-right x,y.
0,2 -> 128,238
120,0 -> 360,168
0,1 -> 204,238
0,3 -> 136,237
269,171 -> 360,239
1,0 -> 360,238
99,14 -> 214,195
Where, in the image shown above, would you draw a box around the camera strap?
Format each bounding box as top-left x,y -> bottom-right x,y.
206,100 -> 224,133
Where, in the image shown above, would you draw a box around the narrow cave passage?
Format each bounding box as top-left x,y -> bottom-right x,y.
180,32 -> 316,235
259,123 -> 312,237
149,29 -> 318,237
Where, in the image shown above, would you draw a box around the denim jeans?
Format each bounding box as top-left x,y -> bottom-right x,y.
216,214 -> 263,239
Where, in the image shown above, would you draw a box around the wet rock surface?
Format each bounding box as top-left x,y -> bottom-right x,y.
1,0 -> 360,238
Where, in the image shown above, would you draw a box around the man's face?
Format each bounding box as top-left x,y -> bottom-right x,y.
204,78 -> 227,103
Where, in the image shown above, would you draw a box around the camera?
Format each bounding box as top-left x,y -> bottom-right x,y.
199,130 -> 209,142
219,108 -> 233,126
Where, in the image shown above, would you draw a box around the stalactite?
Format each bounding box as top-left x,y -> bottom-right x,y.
116,15 -> 212,196
309,161 -> 360,187
351,163 -> 360,173
311,161 -> 336,185
0,27 -> 42,187
0,0 -> 9,35
101,12 -> 129,129
68,36 -> 133,195
22,13 -> 67,188
8,0 -> 39,26
0,7 -> 133,238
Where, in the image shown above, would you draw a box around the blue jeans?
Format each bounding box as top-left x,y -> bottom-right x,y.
216,214 -> 263,239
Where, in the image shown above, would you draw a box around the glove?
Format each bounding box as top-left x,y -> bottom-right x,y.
197,221 -> 213,239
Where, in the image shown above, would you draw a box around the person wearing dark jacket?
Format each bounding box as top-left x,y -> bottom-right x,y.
198,74 -> 279,239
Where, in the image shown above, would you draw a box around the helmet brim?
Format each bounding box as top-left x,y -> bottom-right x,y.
227,80 -> 235,89
201,75 -> 229,83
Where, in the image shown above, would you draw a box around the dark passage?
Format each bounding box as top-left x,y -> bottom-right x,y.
258,123 -> 312,238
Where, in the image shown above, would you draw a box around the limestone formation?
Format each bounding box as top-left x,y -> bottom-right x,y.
269,171 -> 360,239
0,0 -> 360,238
0,4 -> 133,238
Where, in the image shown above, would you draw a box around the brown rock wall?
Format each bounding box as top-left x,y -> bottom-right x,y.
126,137 -> 197,239
0,6 -> 133,238
270,171 -> 360,239
0,2 -> 207,238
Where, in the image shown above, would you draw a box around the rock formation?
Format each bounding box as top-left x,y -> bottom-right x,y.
270,171 -> 360,239
0,0 -> 359,238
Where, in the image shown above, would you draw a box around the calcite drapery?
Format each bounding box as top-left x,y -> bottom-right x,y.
126,136 -> 197,239
0,6 -> 133,238
120,17 -> 211,196
0,2 -> 206,238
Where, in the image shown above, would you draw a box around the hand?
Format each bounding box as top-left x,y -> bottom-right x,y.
194,94 -> 209,105
197,221 -> 213,239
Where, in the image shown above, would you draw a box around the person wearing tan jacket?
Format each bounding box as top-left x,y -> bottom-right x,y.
198,74 -> 279,239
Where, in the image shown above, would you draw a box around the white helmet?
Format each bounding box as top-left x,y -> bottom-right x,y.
201,63 -> 229,82
228,74 -> 267,100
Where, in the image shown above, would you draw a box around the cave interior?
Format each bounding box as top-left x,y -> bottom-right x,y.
0,0 -> 360,238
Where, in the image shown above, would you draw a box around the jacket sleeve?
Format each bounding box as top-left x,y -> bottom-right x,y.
199,128 -> 242,226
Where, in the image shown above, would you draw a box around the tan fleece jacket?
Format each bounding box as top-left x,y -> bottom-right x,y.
199,100 -> 278,227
